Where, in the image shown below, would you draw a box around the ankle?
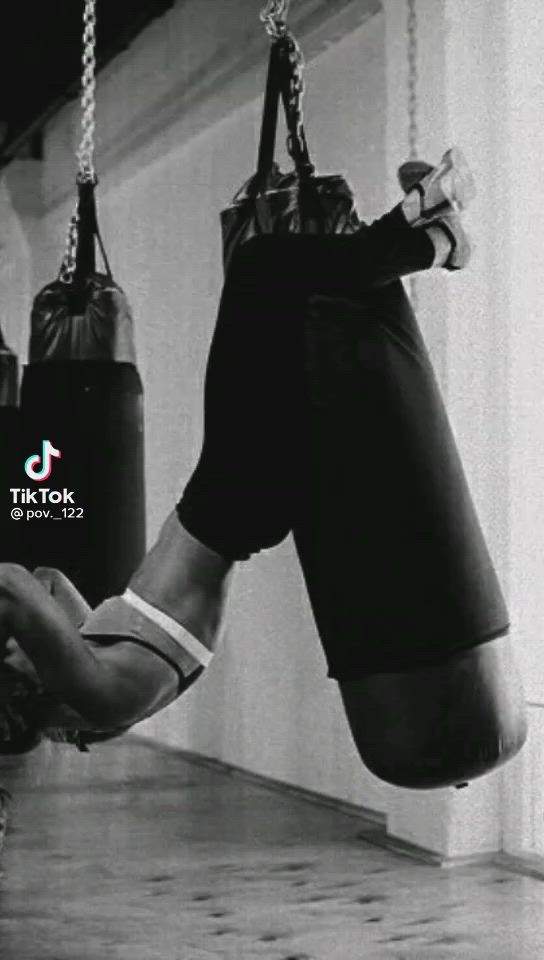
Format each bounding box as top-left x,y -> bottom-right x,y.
426,224 -> 453,267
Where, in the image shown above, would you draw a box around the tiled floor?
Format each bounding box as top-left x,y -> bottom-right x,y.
0,737 -> 541,959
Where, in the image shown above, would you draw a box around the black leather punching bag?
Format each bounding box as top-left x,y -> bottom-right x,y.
222,29 -> 527,790
293,288 -> 527,789
0,329 -> 21,563
20,180 -> 146,607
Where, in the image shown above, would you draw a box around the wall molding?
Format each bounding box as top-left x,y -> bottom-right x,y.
131,734 -> 386,829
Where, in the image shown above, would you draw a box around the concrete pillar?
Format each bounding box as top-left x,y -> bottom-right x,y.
500,0 -> 544,859
383,0 -> 509,858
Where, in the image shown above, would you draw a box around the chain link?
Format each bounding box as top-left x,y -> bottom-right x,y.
59,204 -> 81,284
407,0 -> 418,162
77,0 -> 97,182
283,33 -> 309,166
406,0 -> 419,307
259,3 -> 309,167
60,0 -> 97,284
260,0 -> 290,39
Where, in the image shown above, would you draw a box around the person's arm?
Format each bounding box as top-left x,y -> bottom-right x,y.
0,563 -> 177,729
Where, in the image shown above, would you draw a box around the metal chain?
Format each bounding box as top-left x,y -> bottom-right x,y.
283,33 -> 310,168
60,0 -> 97,284
77,0 -> 97,182
259,0 -> 310,172
58,205 -> 81,284
407,0 -> 418,162
260,0 -> 290,39
406,0 -> 419,306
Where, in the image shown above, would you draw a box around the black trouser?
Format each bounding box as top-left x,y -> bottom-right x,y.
177,208 -> 509,678
177,205 -> 434,560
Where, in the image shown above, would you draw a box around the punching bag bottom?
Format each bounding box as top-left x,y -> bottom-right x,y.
338,634 -> 528,790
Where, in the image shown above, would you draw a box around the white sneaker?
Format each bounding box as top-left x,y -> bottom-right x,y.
401,148 -> 476,226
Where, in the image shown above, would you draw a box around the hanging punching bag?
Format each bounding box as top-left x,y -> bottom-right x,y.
223,25 -> 527,789
0,329 -> 21,563
20,180 -> 146,607
293,291 -> 527,789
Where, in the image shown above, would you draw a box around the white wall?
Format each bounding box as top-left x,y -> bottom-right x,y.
382,0 -> 509,858
384,0 -> 544,862
499,0 -> 544,863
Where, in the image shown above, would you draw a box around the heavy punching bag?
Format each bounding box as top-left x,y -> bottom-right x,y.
0,329 -> 21,563
20,179 -> 146,607
224,22 -> 527,789
294,291 -> 527,789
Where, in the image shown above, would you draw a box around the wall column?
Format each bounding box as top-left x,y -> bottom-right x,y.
383,0 -> 508,858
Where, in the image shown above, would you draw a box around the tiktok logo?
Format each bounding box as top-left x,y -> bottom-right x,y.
24,441 -> 62,482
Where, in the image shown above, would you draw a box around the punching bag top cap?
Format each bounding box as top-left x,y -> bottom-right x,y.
32,178 -> 138,364
29,274 -> 137,365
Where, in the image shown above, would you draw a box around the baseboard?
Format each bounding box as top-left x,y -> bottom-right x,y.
493,852 -> 544,882
128,735 -> 492,867
129,733 -> 386,830
127,735 -> 544,879
356,829 -> 498,869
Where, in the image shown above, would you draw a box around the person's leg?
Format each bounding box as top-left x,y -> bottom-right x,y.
66,201 -> 440,737
77,513 -> 235,715
398,154 -> 472,270
128,512 -> 234,648
73,199 -> 447,731
115,151 -> 474,617
176,191 -> 451,563
401,146 -> 476,226
282,146 -> 474,295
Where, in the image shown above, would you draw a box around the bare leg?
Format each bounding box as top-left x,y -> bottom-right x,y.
128,511 -> 235,651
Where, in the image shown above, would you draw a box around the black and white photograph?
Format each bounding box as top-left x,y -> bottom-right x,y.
0,1 -> 541,957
